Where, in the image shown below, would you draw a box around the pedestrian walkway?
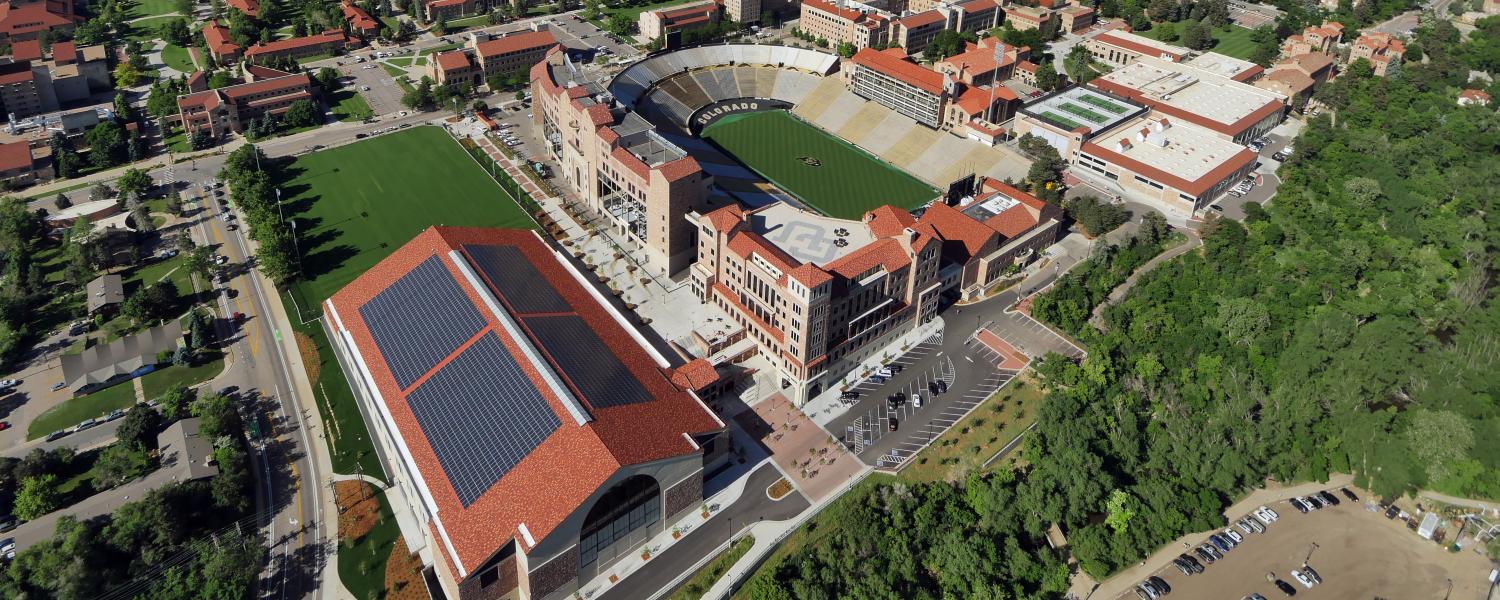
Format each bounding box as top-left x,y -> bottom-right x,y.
132,377 -> 146,403
801,318 -> 944,426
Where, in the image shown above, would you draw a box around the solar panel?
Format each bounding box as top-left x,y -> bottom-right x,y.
405,333 -> 561,507
360,256 -> 488,389
523,315 -> 655,409
462,244 -> 573,314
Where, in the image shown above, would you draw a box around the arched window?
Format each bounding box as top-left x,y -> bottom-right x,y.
578,475 -> 661,575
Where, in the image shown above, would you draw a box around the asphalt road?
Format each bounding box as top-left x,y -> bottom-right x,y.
597,462 -> 808,600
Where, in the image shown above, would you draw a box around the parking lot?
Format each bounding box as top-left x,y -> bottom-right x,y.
1114,489 -> 1494,600
340,60 -> 405,117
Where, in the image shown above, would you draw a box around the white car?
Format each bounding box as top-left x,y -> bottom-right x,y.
1234,520 -> 1254,535
1291,570 -> 1316,589
398,111 -> 408,117
1223,528 -> 1243,543
0,379 -> 16,388
361,85 -> 370,91
1254,506 -> 1279,523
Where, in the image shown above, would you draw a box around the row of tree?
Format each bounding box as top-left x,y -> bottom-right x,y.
218,145 -> 301,283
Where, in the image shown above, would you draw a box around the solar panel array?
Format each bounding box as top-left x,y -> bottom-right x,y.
462,244 -> 572,314
523,314 -> 655,409
405,333 -> 562,507
360,256 -> 488,388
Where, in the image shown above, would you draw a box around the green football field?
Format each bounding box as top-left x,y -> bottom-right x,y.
281,126 -> 535,313
700,111 -> 939,220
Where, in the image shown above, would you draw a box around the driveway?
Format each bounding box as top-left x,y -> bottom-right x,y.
595,462 -> 808,600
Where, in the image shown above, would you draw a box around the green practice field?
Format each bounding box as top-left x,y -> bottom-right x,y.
700,111 -> 939,220
281,126 -> 535,313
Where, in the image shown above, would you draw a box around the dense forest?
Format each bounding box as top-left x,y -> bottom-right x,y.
746,14 -> 1500,598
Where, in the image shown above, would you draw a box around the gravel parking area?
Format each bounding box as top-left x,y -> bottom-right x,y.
1114,492 -> 1494,600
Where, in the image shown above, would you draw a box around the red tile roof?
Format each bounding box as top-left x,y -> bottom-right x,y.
476,30 -> 558,59
1459,89 -> 1491,104
226,0 -> 259,17
851,47 -> 945,96
863,205 -> 916,238
670,358 -> 720,391
51,40 -> 77,62
899,9 -> 945,28
1092,32 -> 1187,60
824,238 -> 911,279
244,63 -> 295,79
220,72 -> 313,99
786,263 -> 833,287
1016,60 -> 1038,73
0,64 -> 35,86
702,203 -> 743,233
0,2 -> 73,37
434,50 -> 473,72
177,89 -> 220,111
342,0 -> 379,31
203,23 -> 241,57
11,39 -> 41,61
245,31 -> 347,57
940,41 -> 1015,76
185,69 -> 207,89
658,155 -> 701,182
802,0 -> 864,21
917,202 -> 994,261
326,227 -> 722,578
0,140 -> 32,172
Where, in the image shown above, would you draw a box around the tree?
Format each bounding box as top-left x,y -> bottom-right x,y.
282,99 -> 321,128
1406,410 -> 1474,484
54,193 -> 71,209
1065,195 -> 1128,236
1103,490 -> 1136,535
161,17 -> 193,46
432,13 -> 448,35
185,246 -> 214,285
923,30 -> 964,62
114,61 -> 144,88
605,13 -> 634,36
117,168 -> 154,199
165,188 -> 184,215
13,474 -> 61,520
836,41 -> 856,58
1034,60 -> 1060,91
121,281 -> 179,325
315,67 -> 341,92
93,444 -> 152,488
158,386 -> 193,420
85,121 -> 129,169
1064,44 -> 1099,85
117,405 -> 165,450
1181,20 -> 1210,50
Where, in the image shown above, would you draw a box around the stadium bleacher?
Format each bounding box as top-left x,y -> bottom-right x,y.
609,45 -> 840,128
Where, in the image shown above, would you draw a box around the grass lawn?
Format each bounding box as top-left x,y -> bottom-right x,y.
379,15 -> 400,31
125,16 -> 183,40
417,42 -> 463,57
161,43 -> 196,73
280,126 -> 537,310
338,489 -> 399,600
898,374 -> 1042,483
139,352 -> 225,401
701,111 -> 939,219
329,89 -> 374,122
394,76 -> 414,93
28,382 -> 137,440
385,57 -> 414,67
668,536 -> 755,600
296,52 -> 334,65
127,0 -> 182,19
164,130 -> 192,153
592,0 -> 701,28
1140,23 -> 1259,60
380,62 -> 407,78
447,14 -> 490,30
288,309 -> 384,478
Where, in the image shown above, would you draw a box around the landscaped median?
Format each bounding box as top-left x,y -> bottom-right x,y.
668,535 -> 755,600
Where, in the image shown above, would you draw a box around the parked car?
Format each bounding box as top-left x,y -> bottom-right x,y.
912,393 -> 922,409
1300,565 -> 1322,584
0,519 -> 15,533
1318,490 -> 1340,506
44,430 -> 68,442
1289,497 -> 1310,513
0,422 -> 8,431
888,417 -> 898,431
1339,488 -> 1359,501
1235,520 -> 1256,535
1384,504 -> 1400,519
1208,534 -> 1231,552
1223,528 -> 1243,543
0,379 -> 16,388
106,409 -> 126,421
50,381 -> 66,392
76,418 -> 98,431
1147,576 -> 1170,594
1255,505 -> 1279,522
1274,579 -> 1297,596
1245,594 -> 1267,600
875,367 -> 893,377
1291,570 -> 1315,588
1272,151 -> 1289,161
1192,546 -> 1216,564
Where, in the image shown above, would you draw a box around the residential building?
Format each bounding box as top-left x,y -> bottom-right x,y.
225,0 -> 259,18
1281,20 -> 1342,56
0,41 -> 108,118
1002,4 -> 1054,31
425,0 -> 477,22
892,10 -> 946,55
203,22 -> 243,63
324,226 -> 727,600
243,30 -> 357,64
531,47 -> 711,276
1350,32 -> 1403,76
688,201 -> 943,404
342,0 -> 380,37
430,29 -> 557,87
1458,89 -> 1491,106
1091,55 -> 1287,144
0,138 -> 47,186
798,0 -> 892,51
1057,4 -> 1094,32
85,273 -> 123,315
0,61 -> 45,118
918,178 -> 1063,299
177,71 -> 318,138
1084,30 -> 1189,68
934,37 -> 1026,86
0,0 -> 78,44
1254,53 -> 1333,108
639,1 -> 719,47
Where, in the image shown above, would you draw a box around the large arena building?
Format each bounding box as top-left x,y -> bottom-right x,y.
325,227 -> 728,600
530,44 -> 1055,403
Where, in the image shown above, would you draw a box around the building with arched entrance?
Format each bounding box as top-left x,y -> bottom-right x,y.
326,227 -> 728,600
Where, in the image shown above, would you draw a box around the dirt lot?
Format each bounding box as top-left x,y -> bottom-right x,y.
1116,495 -> 1494,600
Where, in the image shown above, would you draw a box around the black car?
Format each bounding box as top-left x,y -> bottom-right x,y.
891,364 -> 904,374
1178,554 -> 1204,573
1384,505 -> 1400,519
1147,576 -> 1170,594
1193,547 -> 1216,564
355,133 -> 368,139
1306,495 -> 1325,509
937,379 -> 948,393
840,391 -> 859,400
1289,498 -> 1310,513
888,417 -> 898,431
1340,487 -> 1359,501
1274,579 -> 1297,596
1272,151 -> 1289,161
1319,490 -> 1340,506
1171,559 -> 1193,576
929,381 -> 941,395
887,393 -> 906,408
